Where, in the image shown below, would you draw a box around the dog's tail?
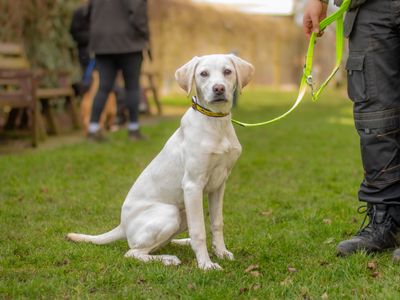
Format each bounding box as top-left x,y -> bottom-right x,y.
67,224 -> 125,245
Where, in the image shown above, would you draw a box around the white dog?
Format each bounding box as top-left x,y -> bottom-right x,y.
67,54 -> 254,270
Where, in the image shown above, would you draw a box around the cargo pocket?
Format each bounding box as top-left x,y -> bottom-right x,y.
355,109 -> 400,188
346,54 -> 367,102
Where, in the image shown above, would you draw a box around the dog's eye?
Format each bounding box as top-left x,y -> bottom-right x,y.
224,69 -> 232,76
200,71 -> 209,78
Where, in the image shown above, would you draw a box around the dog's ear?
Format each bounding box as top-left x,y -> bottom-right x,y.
229,54 -> 254,93
175,56 -> 200,95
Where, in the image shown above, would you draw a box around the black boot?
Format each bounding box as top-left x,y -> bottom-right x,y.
337,204 -> 400,256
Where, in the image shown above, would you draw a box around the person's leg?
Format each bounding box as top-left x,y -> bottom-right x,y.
337,0 -> 400,256
117,52 -> 145,139
78,47 -> 90,75
113,84 -> 127,126
389,0 -> 400,261
89,54 -> 118,136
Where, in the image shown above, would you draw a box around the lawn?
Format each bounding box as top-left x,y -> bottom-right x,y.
1,88 -> 400,299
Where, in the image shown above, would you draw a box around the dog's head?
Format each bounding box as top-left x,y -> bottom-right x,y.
175,54 -> 254,111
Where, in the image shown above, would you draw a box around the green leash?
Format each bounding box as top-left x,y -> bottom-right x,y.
231,0 -> 351,127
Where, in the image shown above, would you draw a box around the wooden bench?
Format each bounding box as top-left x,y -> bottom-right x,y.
141,71 -> 162,116
139,50 -> 162,116
0,42 -> 80,145
0,69 -> 39,146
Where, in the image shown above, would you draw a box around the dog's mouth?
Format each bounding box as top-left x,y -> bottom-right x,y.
211,98 -> 228,103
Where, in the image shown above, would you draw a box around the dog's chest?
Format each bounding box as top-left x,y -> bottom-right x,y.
204,137 -> 241,192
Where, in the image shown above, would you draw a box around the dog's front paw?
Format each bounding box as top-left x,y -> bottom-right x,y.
198,261 -> 223,270
214,248 -> 235,260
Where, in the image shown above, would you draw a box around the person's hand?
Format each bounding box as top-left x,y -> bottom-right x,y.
303,0 -> 328,38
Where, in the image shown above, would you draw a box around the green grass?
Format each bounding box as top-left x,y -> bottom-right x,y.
2,88 -> 400,299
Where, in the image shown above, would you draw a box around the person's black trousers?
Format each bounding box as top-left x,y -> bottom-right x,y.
346,0 -> 400,204
78,47 -> 90,74
90,52 -> 143,124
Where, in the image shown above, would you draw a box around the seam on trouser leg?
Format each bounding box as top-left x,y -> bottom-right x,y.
354,107 -> 400,123
355,108 -> 400,189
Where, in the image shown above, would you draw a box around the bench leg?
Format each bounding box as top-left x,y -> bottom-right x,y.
146,75 -> 162,116
4,108 -> 20,130
37,112 -> 47,142
65,96 -> 81,130
41,99 -> 59,135
151,87 -> 162,116
31,102 -> 39,147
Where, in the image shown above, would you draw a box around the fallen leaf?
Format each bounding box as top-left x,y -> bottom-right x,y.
287,266 -> 297,273
321,292 -> 329,299
301,287 -> 310,300
371,271 -> 381,278
245,264 -> 259,273
280,276 -> 293,286
260,210 -> 273,217
239,287 -> 249,294
187,283 -> 196,290
136,278 -> 146,285
367,261 -> 377,270
252,283 -> 261,290
55,259 -> 70,267
351,217 -> 358,223
40,186 -> 49,193
323,219 -> 332,225
250,270 -> 261,277
323,237 -> 335,244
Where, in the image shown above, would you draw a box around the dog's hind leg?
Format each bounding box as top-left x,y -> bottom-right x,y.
171,210 -> 190,246
171,238 -> 191,246
124,204 -> 182,266
124,249 -> 181,266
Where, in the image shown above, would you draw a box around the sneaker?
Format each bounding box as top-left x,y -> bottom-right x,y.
336,204 -> 400,256
87,130 -> 107,143
128,129 -> 148,141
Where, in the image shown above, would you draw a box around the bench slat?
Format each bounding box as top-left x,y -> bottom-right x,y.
0,91 -> 33,104
0,58 -> 30,69
0,43 -> 25,56
37,87 -> 74,98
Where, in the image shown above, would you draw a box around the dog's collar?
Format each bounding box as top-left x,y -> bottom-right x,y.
191,96 -> 229,118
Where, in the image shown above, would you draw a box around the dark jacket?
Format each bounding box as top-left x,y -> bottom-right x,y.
333,0 -> 368,37
70,5 -> 90,48
334,0 -> 367,10
88,0 -> 149,54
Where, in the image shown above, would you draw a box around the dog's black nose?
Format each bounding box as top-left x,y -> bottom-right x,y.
213,84 -> 225,96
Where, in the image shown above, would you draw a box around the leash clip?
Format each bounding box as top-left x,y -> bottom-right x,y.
306,74 -> 314,86
306,74 -> 315,96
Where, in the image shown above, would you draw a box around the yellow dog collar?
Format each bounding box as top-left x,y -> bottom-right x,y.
191,97 -> 229,118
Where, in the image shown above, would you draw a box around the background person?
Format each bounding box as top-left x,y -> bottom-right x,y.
303,0 -> 400,260
70,1 -> 93,96
70,1 -> 91,73
87,0 -> 149,141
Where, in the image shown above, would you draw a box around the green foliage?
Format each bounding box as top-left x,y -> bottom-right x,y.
0,0 -> 81,79
0,0 -> 314,90
1,89 -> 400,298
